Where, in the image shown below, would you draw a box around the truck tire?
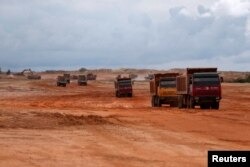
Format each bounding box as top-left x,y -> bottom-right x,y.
151,96 -> 155,107
154,96 -> 158,107
189,97 -> 194,109
212,102 -> 219,109
116,91 -> 120,97
158,97 -> 162,107
155,96 -> 161,107
178,96 -> 183,108
153,96 -> 159,107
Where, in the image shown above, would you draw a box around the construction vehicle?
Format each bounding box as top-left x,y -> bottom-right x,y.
129,73 -> 138,79
150,73 -> 179,107
176,68 -> 222,109
63,73 -> 70,83
145,74 -> 154,80
87,73 -> 97,80
27,75 -> 41,80
57,76 -> 67,87
16,69 -> 41,79
115,77 -> 133,97
78,75 -> 87,86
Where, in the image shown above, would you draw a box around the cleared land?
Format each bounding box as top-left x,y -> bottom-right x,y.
0,73 -> 249,167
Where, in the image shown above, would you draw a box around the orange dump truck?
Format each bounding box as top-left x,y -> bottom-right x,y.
150,73 -> 179,107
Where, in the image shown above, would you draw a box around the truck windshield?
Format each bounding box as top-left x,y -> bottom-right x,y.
79,76 -> 86,80
193,75 -> 220,86
118,80 -> 132,87
160,78 -> 176,88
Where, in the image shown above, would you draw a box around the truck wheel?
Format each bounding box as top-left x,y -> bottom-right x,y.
189,97 -> 194,109
151,96 -> 155,107
178,96 -> 183,108
212,102 -> 219,109
154,96 -> 159,107
155,96 -> 161,107
158,97 -> 162,107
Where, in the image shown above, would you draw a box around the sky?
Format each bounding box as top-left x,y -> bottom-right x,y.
0,0 -> 250,71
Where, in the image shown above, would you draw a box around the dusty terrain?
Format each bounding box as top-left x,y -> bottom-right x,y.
0,73 -> 250,167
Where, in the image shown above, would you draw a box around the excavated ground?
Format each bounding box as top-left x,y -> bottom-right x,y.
0,75 -> 249,167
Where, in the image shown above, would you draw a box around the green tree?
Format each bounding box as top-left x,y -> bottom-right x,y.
79,67 -> 87,72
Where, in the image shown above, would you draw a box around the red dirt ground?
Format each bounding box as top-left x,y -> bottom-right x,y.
0,74 -> 249,167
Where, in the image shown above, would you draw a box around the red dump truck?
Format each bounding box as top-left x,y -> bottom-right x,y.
150,73 -> 179,107
87,73 -> 97,80
176,68 -> 222,109
78,75 -> 87,86
115,78 -> 133,97
57,76 -> 67,87
63,73 -> 70,83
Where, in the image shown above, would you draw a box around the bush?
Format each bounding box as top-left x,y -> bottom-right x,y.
233,74 -> 250,83
6,69 -> 11,75
79,67 -> 87,72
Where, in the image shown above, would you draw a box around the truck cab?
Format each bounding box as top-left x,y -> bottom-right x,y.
176,68 -> 222,109
78,75 -> 87,86
150,73 -> 179,107
190,72 -> 221,109
115,78 -> 133,97
158,77 -> 177,97
63,73 -> 70,84
57,76 -> 67,87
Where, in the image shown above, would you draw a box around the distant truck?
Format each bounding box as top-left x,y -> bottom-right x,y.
57,76 -> 67,87
78,75 -> 87,86
176,68 -> 222,109
27,74 -> 41,80
63,73 -> 70,83
150,73 -> 179,107
87,73 -> 97,80
115,77 -> 133,97
145,74 -> 154,80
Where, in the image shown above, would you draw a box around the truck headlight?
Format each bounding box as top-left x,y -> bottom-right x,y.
216,97 -> 220,102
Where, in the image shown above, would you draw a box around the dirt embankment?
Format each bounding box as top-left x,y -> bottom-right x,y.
0,76 -> 249,167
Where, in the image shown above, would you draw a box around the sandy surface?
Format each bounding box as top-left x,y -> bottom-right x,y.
0,75 -> 249,167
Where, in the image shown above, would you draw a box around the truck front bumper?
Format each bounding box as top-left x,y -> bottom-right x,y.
194,96 -> 221,104
160,96 -> 178,104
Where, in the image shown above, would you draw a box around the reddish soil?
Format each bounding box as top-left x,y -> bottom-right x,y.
0,75 -> 249,167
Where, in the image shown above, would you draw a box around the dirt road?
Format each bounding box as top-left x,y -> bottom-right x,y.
0,77 -> 249,167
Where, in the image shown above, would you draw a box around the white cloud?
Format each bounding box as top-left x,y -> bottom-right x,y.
211,0 -> 250,17
0,0 -> 250,71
